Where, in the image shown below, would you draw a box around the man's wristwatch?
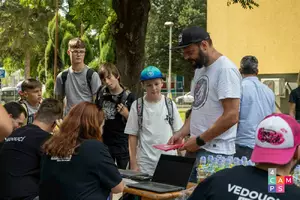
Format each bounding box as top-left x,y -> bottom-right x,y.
196,136 -> 206,146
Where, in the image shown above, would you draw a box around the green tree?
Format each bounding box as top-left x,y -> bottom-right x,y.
112,0 -> 258,95
0,0 -> 55,78
146,0 -> 207,91
43,15 -> 94,97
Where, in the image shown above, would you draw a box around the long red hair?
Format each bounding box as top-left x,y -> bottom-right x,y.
43,102 -> 105,157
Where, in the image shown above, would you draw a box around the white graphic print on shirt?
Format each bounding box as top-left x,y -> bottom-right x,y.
102,101 -> 117,120
193,75 -> 209,110
228,184 -> 280,200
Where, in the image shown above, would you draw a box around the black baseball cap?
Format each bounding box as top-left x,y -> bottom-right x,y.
173,26 -> 210,49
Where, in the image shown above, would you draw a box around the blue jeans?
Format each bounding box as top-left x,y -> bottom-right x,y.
186,149 -> 231,183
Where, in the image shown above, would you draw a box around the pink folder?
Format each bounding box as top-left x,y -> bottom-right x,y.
153,144 -> 184,151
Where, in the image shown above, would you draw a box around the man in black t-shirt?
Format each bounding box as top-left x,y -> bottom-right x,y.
289,85 -> 300,121
188,113 -> 300,200
0,98 -> 63,200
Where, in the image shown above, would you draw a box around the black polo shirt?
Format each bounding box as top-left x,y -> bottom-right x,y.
0,124 -> 50,200
188,166 -> 300,200
39,139 -> 122,200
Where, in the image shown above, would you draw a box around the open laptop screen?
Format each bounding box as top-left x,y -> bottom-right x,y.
152,154 -> 196,188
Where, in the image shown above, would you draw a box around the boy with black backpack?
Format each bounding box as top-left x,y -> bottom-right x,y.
95,63 -> 136,169
124,66 -> 183,175
54,38 -> 101,115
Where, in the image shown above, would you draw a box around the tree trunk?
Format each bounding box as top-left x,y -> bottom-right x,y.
112,0 -> 151,97
24,50 -> 30,79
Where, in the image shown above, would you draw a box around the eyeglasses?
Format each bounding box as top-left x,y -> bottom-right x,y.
70,50 -> 86,55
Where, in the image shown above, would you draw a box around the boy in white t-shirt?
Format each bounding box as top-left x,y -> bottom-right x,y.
124,66 -> 183,175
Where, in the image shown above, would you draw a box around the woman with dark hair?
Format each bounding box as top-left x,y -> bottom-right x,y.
39,102 -> 124,200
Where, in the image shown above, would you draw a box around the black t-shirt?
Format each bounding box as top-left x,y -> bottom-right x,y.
39,139 -> 122,200
188,166 -> 300,200
101,90 -> 135,152
0,124 -> 50,200
289,86 -> 300,120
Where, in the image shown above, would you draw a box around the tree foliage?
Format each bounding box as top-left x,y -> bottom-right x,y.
0,0 -> 259,95
67,0 -> 111,33
146,0 -> 207,91
227,0 -> 259,9
0,0 -> 55,78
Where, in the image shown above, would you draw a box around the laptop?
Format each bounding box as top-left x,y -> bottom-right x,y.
126,154 -> 196,193
118,169 -> 149,179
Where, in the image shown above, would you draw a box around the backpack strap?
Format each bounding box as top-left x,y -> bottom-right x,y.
136,97 -> 144,133
86,68 -> 95,95
61,70 -> 69,97
18,100 -> 28,116
18,100 -> 31,125
95,85 -> 107,108
121,89 -> 131,106
61,68 -> 95,96
164,96 -> 174,131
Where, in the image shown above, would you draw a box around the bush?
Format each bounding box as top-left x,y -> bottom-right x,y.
44,78 -> 54,98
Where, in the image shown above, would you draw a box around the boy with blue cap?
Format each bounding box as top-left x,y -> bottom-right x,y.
125,66 -> 183,175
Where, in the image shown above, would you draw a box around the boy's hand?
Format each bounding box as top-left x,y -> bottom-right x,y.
168,131 -> 184,145
117,103 -> 129,118
130,162 -> 140,172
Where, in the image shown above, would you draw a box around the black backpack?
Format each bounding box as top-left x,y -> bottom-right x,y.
61,68 -> 95,96
136,96 -> 174,132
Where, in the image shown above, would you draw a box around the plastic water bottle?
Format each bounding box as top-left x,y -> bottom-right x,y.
207,155 -> 214,165
247,160 -> 255,166
216,159 -> 225,172
216,155 -> 223,160
212,158 -> 219,171
225,158 -> 232,168
227,156 -> 234,162
293,165 -> 300,186
240,157 -> 248,166
241,156 -> 248,162
233,157 -> 240,166
197,156 -> 207,182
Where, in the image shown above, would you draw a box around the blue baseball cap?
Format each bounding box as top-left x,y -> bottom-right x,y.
140,66 -> 164,81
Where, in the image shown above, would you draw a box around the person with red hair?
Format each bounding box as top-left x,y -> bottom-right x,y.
39,102 -> 124,200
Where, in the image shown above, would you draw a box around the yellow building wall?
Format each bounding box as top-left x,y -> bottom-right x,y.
207,0 -> 300,74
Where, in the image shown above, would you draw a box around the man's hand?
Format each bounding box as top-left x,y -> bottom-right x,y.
168,131 -> 184,145
182,136 -> 200,152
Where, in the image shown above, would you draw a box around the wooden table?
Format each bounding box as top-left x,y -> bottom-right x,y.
123,182 -> 197,200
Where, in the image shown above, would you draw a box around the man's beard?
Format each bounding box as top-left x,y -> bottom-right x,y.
193,49 -> 208,69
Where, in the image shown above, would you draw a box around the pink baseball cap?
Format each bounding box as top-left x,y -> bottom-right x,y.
251,113 -> 300,164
